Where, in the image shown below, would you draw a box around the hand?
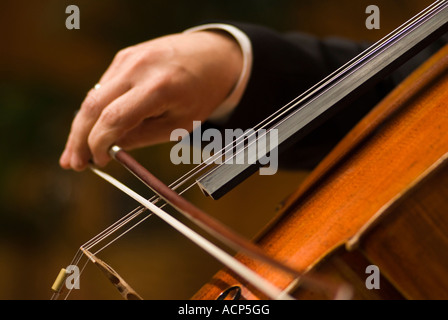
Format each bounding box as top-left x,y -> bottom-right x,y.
59,31 -> 243,171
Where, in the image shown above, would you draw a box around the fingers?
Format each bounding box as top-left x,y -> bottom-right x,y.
115,115 -> 180,151
87,86 -> 166,167
59,79 -> 131,171
59,31 -> 243,172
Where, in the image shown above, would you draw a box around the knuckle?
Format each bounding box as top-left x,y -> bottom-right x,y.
100,107 -> 121,128
139,76 -> 171,104
151,65 -> 184,96
128,44 -> 174,71
147,44 -> 173,59
152,70 -> 172,89
127,50 -> 151,72
114,46 -> 134,61
81,92 -> 100,115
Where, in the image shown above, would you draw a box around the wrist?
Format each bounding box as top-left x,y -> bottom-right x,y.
197,29 -> 244,93
184,24 -> 253,123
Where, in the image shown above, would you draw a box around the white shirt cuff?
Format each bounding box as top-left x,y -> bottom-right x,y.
184,23 -> 253,123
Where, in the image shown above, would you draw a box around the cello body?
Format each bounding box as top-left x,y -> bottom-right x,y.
193,44 -> 448,300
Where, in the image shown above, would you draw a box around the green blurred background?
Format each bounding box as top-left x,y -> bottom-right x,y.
0,0 -> 432,299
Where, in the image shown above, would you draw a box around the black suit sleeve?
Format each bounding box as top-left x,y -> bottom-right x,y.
218,22 -> 447,169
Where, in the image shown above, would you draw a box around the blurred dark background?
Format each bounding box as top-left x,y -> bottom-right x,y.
0,0 -> 433,299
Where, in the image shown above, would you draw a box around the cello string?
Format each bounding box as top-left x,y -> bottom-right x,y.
81,204 -> 146,250
68,182 -> 197,283
162,0 -> 443,180
196,0 -> 445,174
82,0 -> 443,256
56,0 -> 444,299
58,184 -> 197,300
110,0 -> 441,204
86,182 -> 198,256
71,0 -> 442,265
90,166 -> 295,300
96,0 -> 442,222
82,181 -> 195,253
64,255 -> 90,300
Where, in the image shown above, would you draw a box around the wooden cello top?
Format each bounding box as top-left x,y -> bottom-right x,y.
193,44 -> 448,300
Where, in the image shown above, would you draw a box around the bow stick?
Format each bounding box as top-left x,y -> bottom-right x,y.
88,145 -> 352,299
89,164 -> 295,300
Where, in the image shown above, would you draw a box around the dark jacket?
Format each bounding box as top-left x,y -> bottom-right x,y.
222,22 -> 448,169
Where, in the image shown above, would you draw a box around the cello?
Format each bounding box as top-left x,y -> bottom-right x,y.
51,0 -> 448,300
194,26 -> 448,301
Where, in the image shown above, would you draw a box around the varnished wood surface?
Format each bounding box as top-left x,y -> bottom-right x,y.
361,161 -> 448,299
193,44 -> 448,300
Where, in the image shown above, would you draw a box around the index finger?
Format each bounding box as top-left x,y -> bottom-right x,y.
87,86 -> 166,167
60,79 -> 131,171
